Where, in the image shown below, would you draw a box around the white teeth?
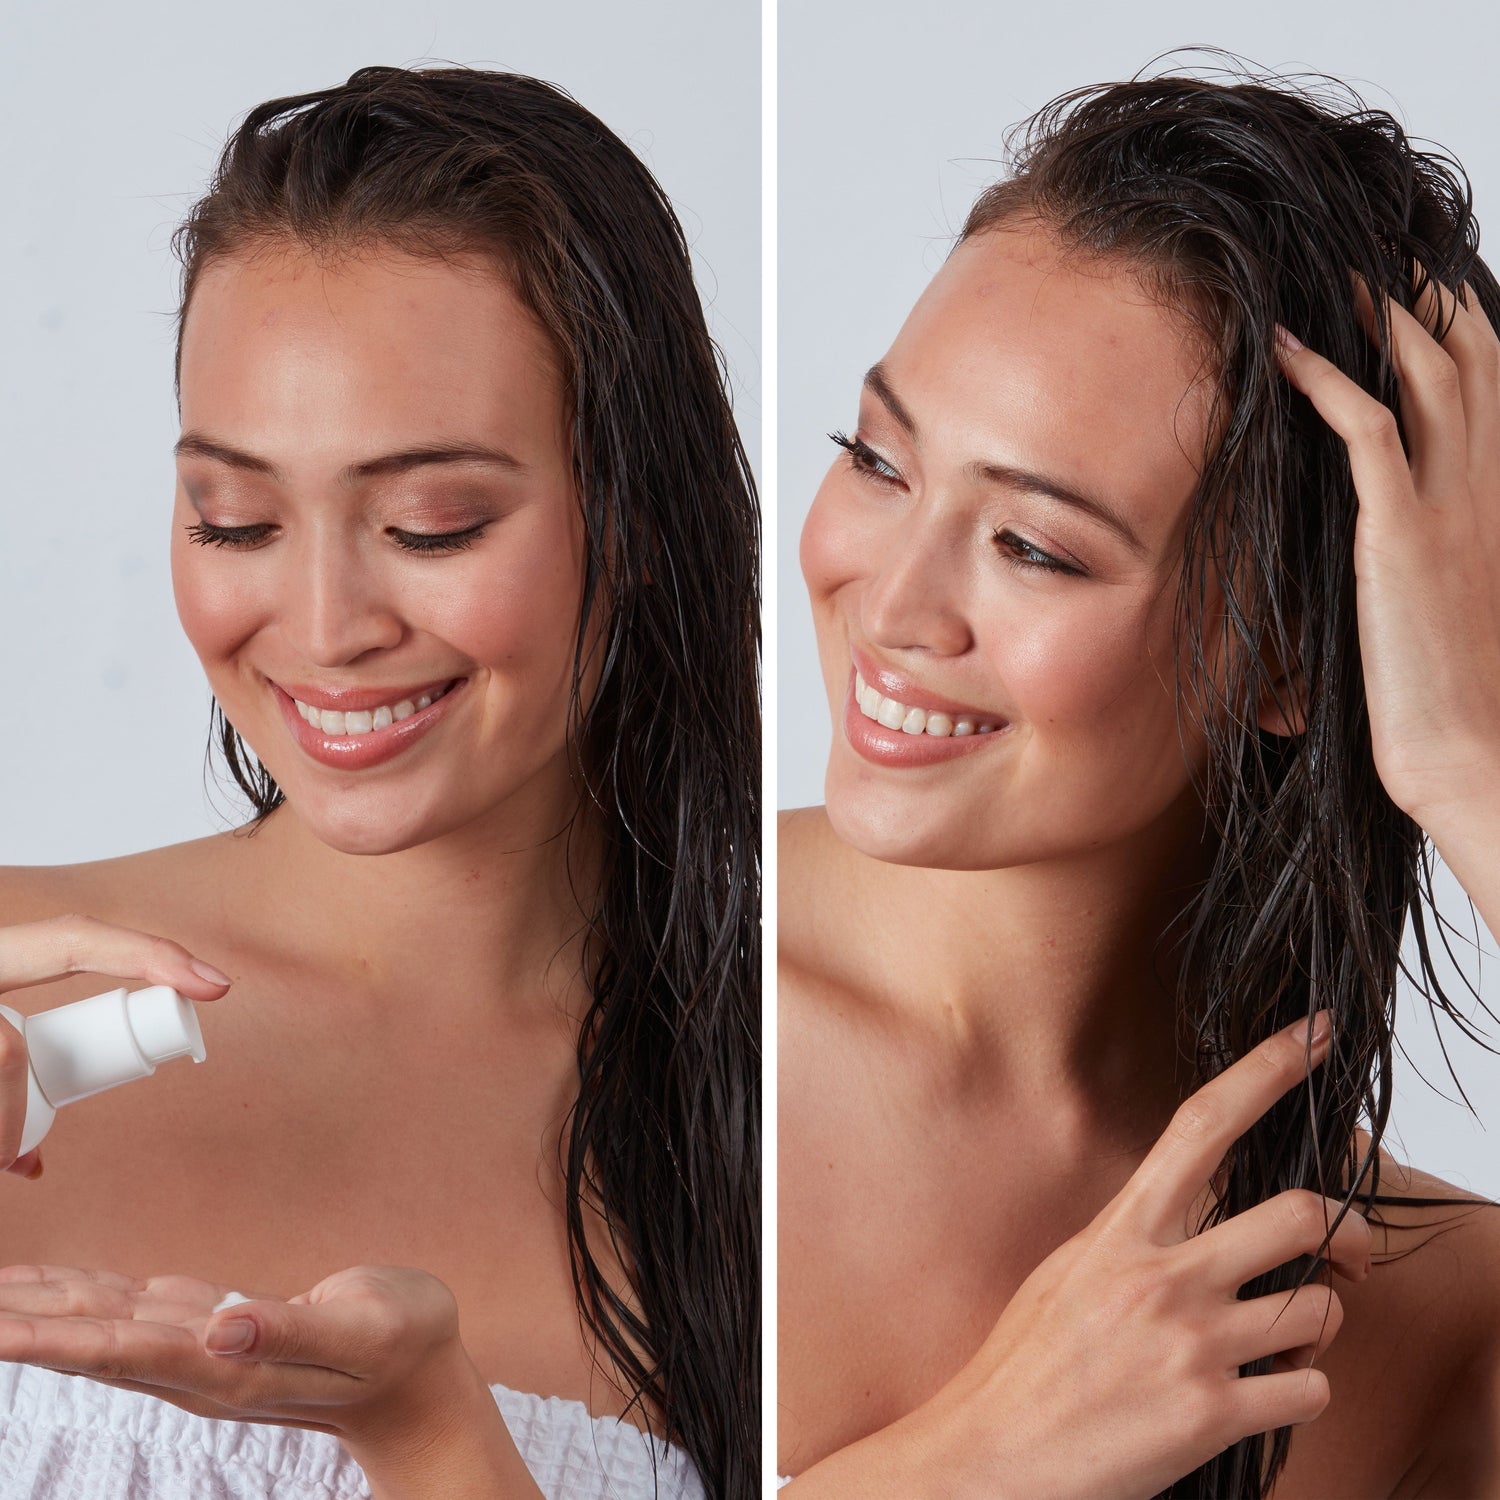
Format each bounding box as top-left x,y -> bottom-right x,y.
292,683 -> 452,737
853,668 -> 1001,738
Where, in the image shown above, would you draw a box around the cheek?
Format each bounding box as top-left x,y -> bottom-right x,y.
995,586 -> 1182,753
169,528 -> 264,674
450,506 -> 584,691
799,468 -> 866,609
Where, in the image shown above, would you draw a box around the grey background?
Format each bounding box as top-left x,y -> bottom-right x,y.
779,3 -> 1500,1195
0,0 -> 758,861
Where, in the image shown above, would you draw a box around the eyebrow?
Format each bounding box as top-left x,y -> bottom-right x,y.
173,433 -> 527,485
862,362 -> 1150,557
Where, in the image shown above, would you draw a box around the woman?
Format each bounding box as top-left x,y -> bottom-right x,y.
779,64 -> 1500,1498
0,65 -> 759,1499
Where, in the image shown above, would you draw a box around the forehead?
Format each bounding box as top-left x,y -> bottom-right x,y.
883,222 -> 1215,542
177,242 -> 563,448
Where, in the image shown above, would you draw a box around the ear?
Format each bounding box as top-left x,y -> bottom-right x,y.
1256,631 -> 1306,737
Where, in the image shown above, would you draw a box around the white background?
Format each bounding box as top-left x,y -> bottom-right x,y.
0,0 -> 759,861
778,2 -> 1500,1196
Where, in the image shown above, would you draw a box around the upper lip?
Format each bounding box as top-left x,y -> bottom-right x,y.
272,676 -> 463,713
850,646 -> 1004,722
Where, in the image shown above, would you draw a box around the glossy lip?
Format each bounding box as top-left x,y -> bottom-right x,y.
274,677 -> 461,714
849,645 -> 1004,723
842,663 -> 1010,768
271,676 -> 468,771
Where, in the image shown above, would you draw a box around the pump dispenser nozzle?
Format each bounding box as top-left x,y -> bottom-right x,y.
0,987 -> 206,1157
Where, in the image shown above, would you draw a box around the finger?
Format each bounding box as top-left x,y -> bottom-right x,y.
1276,327 -> 1424,527
1349,269 -> 1468,500
204,1294 -> 397,1383
1415,270 -> 1500,485
0,1276 -> 133,1320
1225,1283 -> 1344,1367
2,1150 -> 43,1181
0,1019 -> 31,1168
1188,1191 -> 1372,1290
1123,1013 -> 1332,1240
0,1264 -> 145,1294
1222,1366 -> 1331,1441
0,915 -> 232,999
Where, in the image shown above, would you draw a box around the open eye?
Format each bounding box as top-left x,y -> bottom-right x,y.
829,430 -> 903,486
993,529 -> 1081,576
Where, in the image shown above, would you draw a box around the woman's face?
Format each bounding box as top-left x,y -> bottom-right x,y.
172,242 -> 589,857
801,218 -> 1223,870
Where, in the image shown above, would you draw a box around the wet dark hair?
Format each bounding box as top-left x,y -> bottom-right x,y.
962,51 -> 1495,1499
171,66 -> 759,1496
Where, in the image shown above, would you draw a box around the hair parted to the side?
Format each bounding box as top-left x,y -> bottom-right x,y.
962,49 -> 1496,1499
171,65 -> 759,1497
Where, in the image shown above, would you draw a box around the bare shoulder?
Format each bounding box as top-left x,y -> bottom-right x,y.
1347,1143 -> 1500,1495
0,835 -> 232,922
0,834 -> 243,1011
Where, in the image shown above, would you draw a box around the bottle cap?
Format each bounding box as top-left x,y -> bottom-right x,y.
24,986 -> 205,1110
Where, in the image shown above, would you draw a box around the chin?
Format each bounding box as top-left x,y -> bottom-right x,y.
281,786 -> 461,857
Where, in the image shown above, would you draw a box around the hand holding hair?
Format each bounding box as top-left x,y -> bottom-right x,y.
784,1015 -> 1369,1499
1276,266 -> 1500,948
0,915 -> 232,1179
0,1261 -> 541,1499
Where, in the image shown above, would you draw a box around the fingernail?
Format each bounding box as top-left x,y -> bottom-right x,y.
1275,323 -> 1303,354
1309,1010 -> 1332,1046
205,1317 -> 255,1354
189,960 -> 232,987
23,1157 -> 42,1181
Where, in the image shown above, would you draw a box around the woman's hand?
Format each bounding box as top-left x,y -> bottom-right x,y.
0,914 -> 232,1177
1274,268 -> 1500,836
0,1261 -> 541,1499
788,1014 -> 1368,1500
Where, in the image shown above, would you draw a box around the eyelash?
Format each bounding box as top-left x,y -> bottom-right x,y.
828,430 -> 1080,577
183,521 -> 489,554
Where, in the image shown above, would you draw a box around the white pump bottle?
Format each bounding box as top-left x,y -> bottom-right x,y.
0,987 -> 206,1157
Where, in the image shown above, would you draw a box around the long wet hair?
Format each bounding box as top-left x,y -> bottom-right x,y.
963,52 -> 1495,1499
170,66 -> 759,1497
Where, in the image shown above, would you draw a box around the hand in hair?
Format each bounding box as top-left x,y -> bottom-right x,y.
782,1014 -> 1367,1500
1276,267 -> 1500,848
0,915 -> 233,1180
0,1261 -> 541,1499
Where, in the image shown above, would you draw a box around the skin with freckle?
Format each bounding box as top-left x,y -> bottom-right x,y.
172,244 -> 595,858
803,223 -> 1222,870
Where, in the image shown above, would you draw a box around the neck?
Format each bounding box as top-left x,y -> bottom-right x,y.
837,786 -> 1217,1120
232,792 -> 602,1026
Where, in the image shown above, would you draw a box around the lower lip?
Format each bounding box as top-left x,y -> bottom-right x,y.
273,679 -> 467,771
842,669 -> 1008,768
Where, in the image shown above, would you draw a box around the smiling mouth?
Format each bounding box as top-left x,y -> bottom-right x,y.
853,670 -> 1004,737
291,681 -> 460,737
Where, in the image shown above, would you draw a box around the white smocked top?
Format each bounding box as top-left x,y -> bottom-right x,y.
0,1360 -> 705,1499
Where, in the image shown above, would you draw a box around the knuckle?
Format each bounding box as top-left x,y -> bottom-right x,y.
1281,1190 -> 1328,1243
1170,1097 -> 1216,1146
1356,405 -> 1401,448
48,914 -> 99,968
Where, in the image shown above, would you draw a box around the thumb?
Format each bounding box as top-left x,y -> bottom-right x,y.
203,1295 -> 339,1366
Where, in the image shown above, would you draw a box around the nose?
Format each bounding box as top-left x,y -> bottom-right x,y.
861,507 -> 973,658
278,530 -> 405,667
